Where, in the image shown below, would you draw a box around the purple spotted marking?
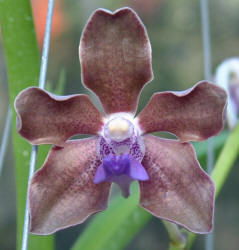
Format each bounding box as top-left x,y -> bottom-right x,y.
129,136 -> 145,162
98,137 -> 115,159
98,134 -> 145,161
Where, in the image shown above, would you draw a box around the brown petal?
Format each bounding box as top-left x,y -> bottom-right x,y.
29,137 -> 111,235
80,7 -> 153,115
139,135 -> 215,233
137,81 -> 227,142
15,87 -> 104,146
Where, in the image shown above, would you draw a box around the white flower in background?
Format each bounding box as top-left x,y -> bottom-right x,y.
215,57 -> 239,129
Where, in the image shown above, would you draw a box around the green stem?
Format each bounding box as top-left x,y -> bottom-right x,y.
186,123 -> 239,250
169,244 -> 185,250
211,125 -> 239,197
163,221 -> 186,250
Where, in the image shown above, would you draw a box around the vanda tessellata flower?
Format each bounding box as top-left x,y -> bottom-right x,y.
15,7 -> 227,235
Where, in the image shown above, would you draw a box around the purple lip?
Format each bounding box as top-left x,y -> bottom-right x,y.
94,154 -> 149,197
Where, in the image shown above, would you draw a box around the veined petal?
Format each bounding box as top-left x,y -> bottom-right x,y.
80,7 -> 153,115
137,81 -> 227,142
29,137 -> 111,235
15,87 -> 104,146
139,135 -> 215,233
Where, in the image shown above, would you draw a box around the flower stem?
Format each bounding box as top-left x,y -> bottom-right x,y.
21,146 -> 38,250
211,124 -> 239,197
163,221 -> 186,250
0,107 -> 11,176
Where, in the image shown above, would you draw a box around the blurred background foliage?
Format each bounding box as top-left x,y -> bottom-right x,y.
0,0 -> 239,249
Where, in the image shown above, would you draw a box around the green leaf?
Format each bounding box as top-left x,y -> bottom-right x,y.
71,183 -> 151,250
0,0 -> 54,249
71,132 -> 228,250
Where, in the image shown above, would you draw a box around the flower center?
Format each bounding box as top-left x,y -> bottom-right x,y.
104,117 -> 133,142
95,114 -> 148,197
99,114 -> 145,162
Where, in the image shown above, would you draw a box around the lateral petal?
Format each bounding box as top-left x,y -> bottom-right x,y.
137,81 -> 227,142
15,87 -> 104,146
29,137 -> 111,235
139,135 -> 215,233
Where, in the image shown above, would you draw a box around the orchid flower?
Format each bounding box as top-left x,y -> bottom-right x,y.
14,8 -> 227,235
215,57 -> 239,129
